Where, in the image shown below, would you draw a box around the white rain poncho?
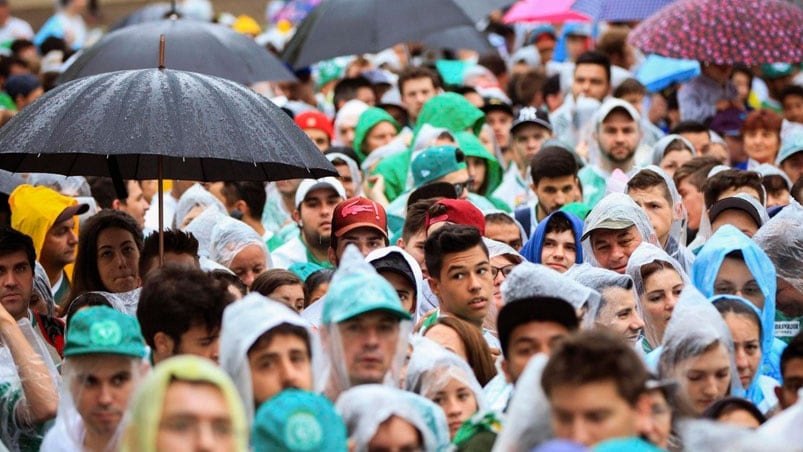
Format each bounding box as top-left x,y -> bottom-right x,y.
365,246 -> 424,321
41,355 -> 150,452
335,384 -> 449,452
755,163 -> 793,190
209,216 -> 271,269
173,183 -> 227,229
27,174 -> 91,197
490,354 -> 552,452
753,200 -> 803,303
680,419 -> 792,452
87,288 -> 141,317
581,193 -> 660,269
627,165 -> 694,272
566,263 -> 638,332
690,186 -> 770,252
0,318 -> 61,451
218,293 -> 322,425
326,152 -> 364,197
501,262 -> 601,329
333,99 -> 369,147
650,134 -> 696,167
319,247 -> 413,400
656,287 -> 741,417
183,207 -> 228,259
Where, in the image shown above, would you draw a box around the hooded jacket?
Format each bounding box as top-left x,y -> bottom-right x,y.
520,210 -> 585,266
453,131 -> 503,198
372,93 -> 485,201
10,184 -> 80,262
352,107 -> 401,164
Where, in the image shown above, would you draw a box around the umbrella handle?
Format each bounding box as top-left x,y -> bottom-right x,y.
159,35 -> 166,70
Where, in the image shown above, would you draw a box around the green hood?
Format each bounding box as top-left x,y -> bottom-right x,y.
454,131 -> 503,196
352,107 -> 400,163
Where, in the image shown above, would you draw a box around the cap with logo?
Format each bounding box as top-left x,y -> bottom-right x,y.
294,177 -> 347,209
511,106 -> 552,134
331,197 -> 388,239
411,145 -> 467,188
294,111 -> 334,139
425,198 -> 486,235
481,97 -> 514,117
64,306 -> 148,359
251,389 -> 348,452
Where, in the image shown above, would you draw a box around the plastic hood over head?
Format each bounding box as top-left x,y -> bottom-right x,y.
173,183 -> 227,230
581,193 -> 660,268
753,200 -> 803,294
501,262 -> 600,328
209,217 -> 271,270
335,384 -> 449,452
365,246 -> 424,319
183,207 -> 229,259
651,134 -> 696,166
219,293 -> 322,425
326,152 -> 364,197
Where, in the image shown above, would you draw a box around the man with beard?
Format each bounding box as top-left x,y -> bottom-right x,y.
271,178 -> 346,270
579,99 -> 646,208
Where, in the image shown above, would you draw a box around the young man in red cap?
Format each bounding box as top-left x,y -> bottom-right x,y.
328,197 -> 390,266
294,111 -> 334,152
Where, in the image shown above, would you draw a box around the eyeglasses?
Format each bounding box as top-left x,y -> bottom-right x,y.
453,178 -> 475,197
713,281 -> 763,299
491,264 -> 516,279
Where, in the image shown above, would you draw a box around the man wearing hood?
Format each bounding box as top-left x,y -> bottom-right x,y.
10,184 -> 88,305
367,247 -> 422,316
520,210 -> 585,273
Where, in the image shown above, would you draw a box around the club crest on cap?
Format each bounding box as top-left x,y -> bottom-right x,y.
90,320 -> 123,346
284,411 -> 323,449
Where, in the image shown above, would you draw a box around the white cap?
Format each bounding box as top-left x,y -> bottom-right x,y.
594,98 -> 641,129
294,177 -> 347,208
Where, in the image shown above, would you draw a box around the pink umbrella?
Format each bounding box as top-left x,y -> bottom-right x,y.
504,0 -> 591,23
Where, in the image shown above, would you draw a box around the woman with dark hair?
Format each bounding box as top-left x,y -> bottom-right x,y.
251,269 -> 305,313
423,316 -> 497,386
303,269 -> 334,308
67,210 -> 143,302
701,396 -> 766,428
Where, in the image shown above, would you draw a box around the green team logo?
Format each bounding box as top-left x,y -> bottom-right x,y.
89,320 -> 122,346
284,411 -> 323,450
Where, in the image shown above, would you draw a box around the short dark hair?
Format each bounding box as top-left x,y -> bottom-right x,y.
673,155 -> 721,189
780,331 -> 803,378
627,169 -> 672,205
424,224 -> 488,279
613,78 -> 647,98
402,199 -> 436,243
209,269 -> 247,300
137,266 -> 228,349
333,76 -> 373,109
485,212 -> 517,227
64,292 -> 113,329
702,396 -> 766,424
477,53 -> 506,78
544,213 -> 573,236
68,210 -> 143,301
762,174 -> 790,199
513,68 -> 547,107
87,176 -> 120,209
542,330 -> 649,406
303,269 -> 334,308
530,146 -> 578,186
0,226 -> 36,270
780,84 -> 803,105
251,269 -> 302,298
248,322 -> 311,359
595,26 -> 629,61
702,169 -> 765,208
714,298 -> 763,341
221,181 -> 266,221
397,66 -> 441,95
543,74 -> 561,98
139,229 -> 200,278
671,120 -> 709,135
574,51 -> 611,85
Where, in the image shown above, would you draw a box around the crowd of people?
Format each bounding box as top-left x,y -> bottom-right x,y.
0,0 -> 802,451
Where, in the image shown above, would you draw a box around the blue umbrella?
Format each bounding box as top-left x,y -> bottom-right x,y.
635,54 -> 700,92
572,0 -> 676,22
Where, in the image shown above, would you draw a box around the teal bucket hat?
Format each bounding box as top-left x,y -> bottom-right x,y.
252,389 -> 348,452
64,306 -> 148,359
411,145 -> 466,188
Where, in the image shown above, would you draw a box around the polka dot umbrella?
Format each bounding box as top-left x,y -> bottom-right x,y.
628,0 -> 803,66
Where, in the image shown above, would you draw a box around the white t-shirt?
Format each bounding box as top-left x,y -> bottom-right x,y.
0,17 -> 34,43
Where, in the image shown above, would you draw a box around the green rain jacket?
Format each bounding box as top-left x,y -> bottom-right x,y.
352,107 -> 401,164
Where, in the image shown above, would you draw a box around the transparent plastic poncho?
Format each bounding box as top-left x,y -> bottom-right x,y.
650,134 -> 696,167
209,216 -> 271,270
40,354 -> 150,452
657,287 -> 742,416
581,193 -> 661,269
625,242 -> 690,348
183,207 -> 229,259
691,191 -> 769,251
753,200 -> 803,296
365,246 -> 424,322
490,354 -> 552,452
173,183 -> 228,230
335,384 -> 449,452
566,263 -> 636,325
218,293 -> 323,425
27,174 -> 92,197
326,152 -> 364,197
501,262 -> 601,329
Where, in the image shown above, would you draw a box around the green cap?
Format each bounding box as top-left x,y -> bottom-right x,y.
251,389 -> 348,452
412,145 -> 467,187
761,63 -> 794,79
64,306 -> 148,359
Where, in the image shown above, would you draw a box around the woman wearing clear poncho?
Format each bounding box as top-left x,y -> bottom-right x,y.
692,224 -> 786,382
626,242 -> 690,356
657,288 -> 742,450
403,336 -> 492,450
209,217 -> 272,290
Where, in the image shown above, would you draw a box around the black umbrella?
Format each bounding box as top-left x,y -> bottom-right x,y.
281,0 -> 512,68
421,25 -> 496,53
59,18 -> 295,85
110,3 -> 176,31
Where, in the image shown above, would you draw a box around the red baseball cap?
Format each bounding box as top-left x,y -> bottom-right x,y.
294,111 -> 334,139
425,199 -> 485,235
332,197 -> 388,238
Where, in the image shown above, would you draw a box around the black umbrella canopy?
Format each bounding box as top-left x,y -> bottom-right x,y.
58,18 -> 296,85
0,68 -> 336,182
110,3 -> 176,31
281,0 -> 512,68
421,25 -> 495,53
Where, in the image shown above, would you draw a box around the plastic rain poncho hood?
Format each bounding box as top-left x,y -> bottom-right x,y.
120,355 -> 248,452
501,262 -> 600,329
625,242 -> 690,348
9,184 -> 82,261
454,131 -> 504,197
650,134 -> 696,167
335,384 -> 449,452
183,207 -> 229,259
173,183 -> 227,230
520,210 -> 585,266
581,193 -> 660,269
219,293 -> 322,425
365,246 -> 424,320
319,246 -> 412,400
657,287 -> 742,412
326,152 -> 364,197
333,99 -> 369,147
209,217 -> 271,270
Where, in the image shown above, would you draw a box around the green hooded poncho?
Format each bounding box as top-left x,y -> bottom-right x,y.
372,93 -> 485,201
352,107 -> 401,163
